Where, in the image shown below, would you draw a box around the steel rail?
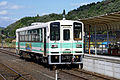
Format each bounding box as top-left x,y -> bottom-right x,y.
0,73 -> 7,80
2,63 -> 27,80
59,70 -> 89,80
0,48 -> 18,57
0,48 -> 119,80
73,69 -> 117,80
0,48 -> 54,80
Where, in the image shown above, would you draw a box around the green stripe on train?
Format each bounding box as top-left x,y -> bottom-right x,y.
19,47 -> 83,54
49,42 -> 83,48
19,47 -> 47,53
16,42 -> 83,48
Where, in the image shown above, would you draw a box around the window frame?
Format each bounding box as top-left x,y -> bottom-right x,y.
50,22 -> 60,41
73,22 -> 82,41
63,29 -> 70,41
19,28 -> 42,42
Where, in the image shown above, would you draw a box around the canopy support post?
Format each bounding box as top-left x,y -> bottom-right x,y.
95,25 -> 97,55
89,25 -> 91,54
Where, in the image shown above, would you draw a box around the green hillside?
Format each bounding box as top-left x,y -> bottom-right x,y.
4,14 -> 63,36
5,0 -> 120,37
67,0 -> 120,19
0,27 -> 4,30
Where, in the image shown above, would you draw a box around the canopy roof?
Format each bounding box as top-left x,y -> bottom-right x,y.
79,11 -> 120,32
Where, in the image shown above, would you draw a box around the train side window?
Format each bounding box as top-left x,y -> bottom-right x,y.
24,31 -> 28,41
22,35 -> 24,41
29,34 -> 31,41
28,30 -> 32,34
19,29 -> 41,42
63,29 -> 70,40
28,30 -> 32,41
30,29 -> 39,42
19,31 -> 25,41
32,34 -> 35,41
36,29 -> 40,41
20,35 -> 22,41
39,28 -> 43,42
25,35 -> 28,41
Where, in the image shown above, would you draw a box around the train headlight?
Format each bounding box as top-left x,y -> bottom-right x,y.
76,44 -> 82,48
51,45 -> 58,48
55,56 -> 58,59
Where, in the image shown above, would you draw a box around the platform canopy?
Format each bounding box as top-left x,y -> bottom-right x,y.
79,11 -> 120,32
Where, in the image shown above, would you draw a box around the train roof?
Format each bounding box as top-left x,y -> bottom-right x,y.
16,22 -> 48,32
48,20 -> 83,24
16,20 -> 83,32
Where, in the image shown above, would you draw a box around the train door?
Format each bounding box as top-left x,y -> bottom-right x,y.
61,26 -> 73,54
44,28 -> 46,56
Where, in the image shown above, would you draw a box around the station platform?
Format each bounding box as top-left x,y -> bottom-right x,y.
84,54 -> 120,62
83,54 -> 120,79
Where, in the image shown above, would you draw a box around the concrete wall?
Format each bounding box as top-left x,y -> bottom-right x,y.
83,54 -> 120,79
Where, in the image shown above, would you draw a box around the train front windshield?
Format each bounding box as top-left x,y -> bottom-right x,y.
74,22 -> 82,40
50,22 -> 60,41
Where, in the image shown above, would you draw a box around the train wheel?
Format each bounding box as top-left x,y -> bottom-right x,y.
19,51 -> 23,58
49,65 -> 53,70
49,65 -> 56,70
36,56 -> 40,63
20,54 -> 23,58
79,63 -> 83,69
71,64 -> 79,69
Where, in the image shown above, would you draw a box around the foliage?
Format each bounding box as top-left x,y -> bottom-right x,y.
4,13 -> 63,37
0,36 -> 1,42
4,38 -> 14,43
67,0 -> 120,20
0,27 -> 4,35
4,0 -> 120,37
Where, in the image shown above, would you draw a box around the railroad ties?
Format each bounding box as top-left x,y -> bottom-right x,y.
0,63 -> 26,80
0,48 -> 119,80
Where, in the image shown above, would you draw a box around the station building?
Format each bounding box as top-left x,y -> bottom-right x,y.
80,11 -> 120,55
79,11 -> 120,79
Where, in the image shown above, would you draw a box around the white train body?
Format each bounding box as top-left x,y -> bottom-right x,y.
16,20 -> 84,66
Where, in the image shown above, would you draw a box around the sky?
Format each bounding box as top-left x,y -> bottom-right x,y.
0,0 -> 103,27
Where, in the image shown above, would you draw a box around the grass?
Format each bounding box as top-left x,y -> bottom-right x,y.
0,42 -> 16,48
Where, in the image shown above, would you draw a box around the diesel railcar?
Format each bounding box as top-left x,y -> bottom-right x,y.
16,20 -> 84,68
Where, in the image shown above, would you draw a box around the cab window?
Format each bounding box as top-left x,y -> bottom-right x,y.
73,22 -> 82,40
50,22 -> 60,41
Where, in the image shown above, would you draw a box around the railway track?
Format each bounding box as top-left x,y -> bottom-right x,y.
59,69 -> 119,80
59,70 -> 89,80
0,73 -> 6,80
0,48 -> 55,80
0,48 -> 119,80
73,69 -> 111,80
0,48 -> 35,80
0,48 -> 18,57
0,63 -> 26,80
